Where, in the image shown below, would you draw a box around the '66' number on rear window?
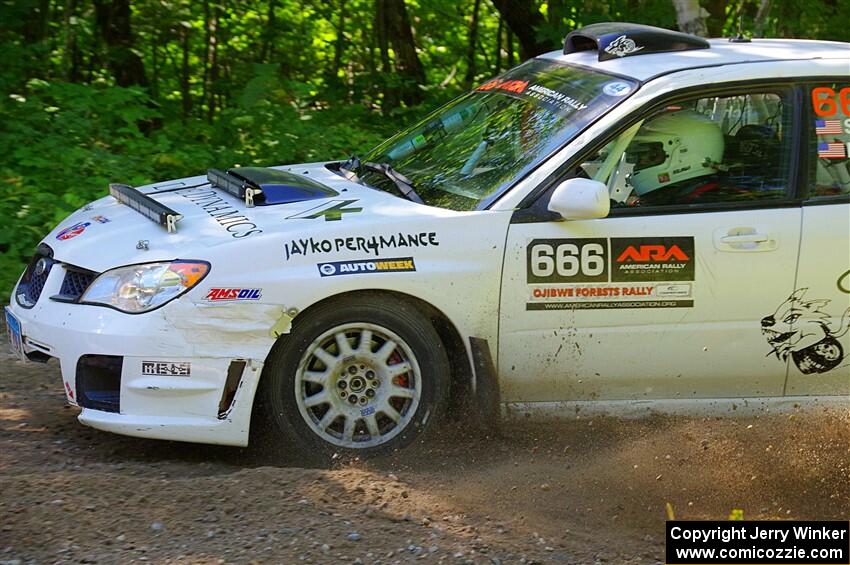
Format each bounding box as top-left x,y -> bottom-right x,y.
527,238 -> 609,283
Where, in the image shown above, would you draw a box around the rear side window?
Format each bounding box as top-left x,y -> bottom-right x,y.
808,82 -> 850,198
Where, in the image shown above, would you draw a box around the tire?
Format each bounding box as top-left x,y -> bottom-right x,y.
255,295 -> 450,461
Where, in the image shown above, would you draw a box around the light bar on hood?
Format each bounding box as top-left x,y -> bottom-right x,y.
108,183 -> 183,234
207,168 -> 263,207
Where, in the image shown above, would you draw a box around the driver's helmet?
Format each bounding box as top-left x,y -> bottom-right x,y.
626,110 -> 724,195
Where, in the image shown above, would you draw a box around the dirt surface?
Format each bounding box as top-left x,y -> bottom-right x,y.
1,346 -> 849,565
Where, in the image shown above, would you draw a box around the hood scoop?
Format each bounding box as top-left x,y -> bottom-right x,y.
208,167 -> 338,207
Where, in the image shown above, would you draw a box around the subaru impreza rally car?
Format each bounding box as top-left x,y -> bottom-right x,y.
6,23 -> 850,458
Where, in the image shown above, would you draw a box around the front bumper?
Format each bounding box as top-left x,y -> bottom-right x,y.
6,265 -> 275,447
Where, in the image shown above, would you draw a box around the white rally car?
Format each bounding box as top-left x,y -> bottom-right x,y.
6,23 -> 850,458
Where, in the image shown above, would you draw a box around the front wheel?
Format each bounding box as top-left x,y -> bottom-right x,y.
256,297 -> 449,460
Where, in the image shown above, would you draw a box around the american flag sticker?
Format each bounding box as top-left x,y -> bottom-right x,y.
818,142 -> 847,159
815,119 -> 843,135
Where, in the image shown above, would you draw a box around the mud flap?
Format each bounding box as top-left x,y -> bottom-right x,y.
469,337 -> 501,433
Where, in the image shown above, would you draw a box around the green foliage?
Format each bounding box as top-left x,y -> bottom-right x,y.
0,73 -> 422,293
1,0 -> 847,295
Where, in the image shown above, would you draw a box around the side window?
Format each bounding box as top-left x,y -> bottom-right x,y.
577,91 -> 794,208
808,82 -> 850,198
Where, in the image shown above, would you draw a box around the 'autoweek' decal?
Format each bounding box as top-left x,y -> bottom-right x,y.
526,236 -> 695,310
318,257 -> 415,277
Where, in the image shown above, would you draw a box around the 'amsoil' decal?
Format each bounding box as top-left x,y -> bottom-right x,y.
204,288 -> 262,301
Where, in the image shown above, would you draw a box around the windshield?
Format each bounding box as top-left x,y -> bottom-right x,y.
359,59 -> 638,211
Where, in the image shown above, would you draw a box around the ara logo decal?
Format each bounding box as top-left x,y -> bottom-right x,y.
604,35 -> 644,58
610,237 -> 694,282
56,222 -> 91,241
204,288 -> 262,301
616,244 -> 689,263
287,199 -> 363,222
762,288 -> 850,375
476,79 -> 529,94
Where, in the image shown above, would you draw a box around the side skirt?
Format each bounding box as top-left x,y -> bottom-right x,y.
504,396 -> 850,420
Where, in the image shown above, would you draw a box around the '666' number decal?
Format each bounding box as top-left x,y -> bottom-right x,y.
812,86 -> 850,118
527,238 -> 608,283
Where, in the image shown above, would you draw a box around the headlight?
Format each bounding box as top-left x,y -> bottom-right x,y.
81,261 -> 210,313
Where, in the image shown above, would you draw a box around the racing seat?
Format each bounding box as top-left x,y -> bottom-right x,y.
723,124 -> 785,193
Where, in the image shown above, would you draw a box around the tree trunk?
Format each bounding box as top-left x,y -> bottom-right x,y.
259,0 -> 277,63
506,26 -> 514,66
180,25 -> 192,121
547,0 -> 564,26
672,0 -> 709,36
489,0 -> 548,59
494,14 -> 502,74
206,5 -> 220,121
754,0 -> 771,37
201,0 -> 211,114
93,0 -> 148,87
63,0 -> 80,81
151,32 -> 160,99
22,0 -> 50,44
331,0 -> 347,78
374,0 -> 425,109
388,0 -> 426,105
462,0 -> 481,87
703,0 -> 726,37
374,0 -> 399,112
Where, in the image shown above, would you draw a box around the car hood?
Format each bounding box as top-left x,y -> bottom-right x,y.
45,163 -> 441,272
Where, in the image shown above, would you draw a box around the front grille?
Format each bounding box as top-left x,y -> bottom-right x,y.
76,355 -> 123,413
16,246 -> 100,306
57,268 -> 97,301
15,246 -> 54,309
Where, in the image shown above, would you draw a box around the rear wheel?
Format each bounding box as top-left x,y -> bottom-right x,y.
256,297 -> 449,460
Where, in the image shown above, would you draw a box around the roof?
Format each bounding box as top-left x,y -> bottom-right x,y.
539,38 -> 850,81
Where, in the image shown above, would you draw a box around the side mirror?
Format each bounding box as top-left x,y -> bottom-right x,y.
547,178 -> 610,220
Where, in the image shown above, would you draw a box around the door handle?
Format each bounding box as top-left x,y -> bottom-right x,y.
720,233 -> 769,244
714,227 -> 777,252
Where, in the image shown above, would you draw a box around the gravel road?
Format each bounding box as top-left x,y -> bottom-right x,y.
1,344 -> 848,564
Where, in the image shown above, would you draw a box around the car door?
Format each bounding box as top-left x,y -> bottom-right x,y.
498,86 -> 803,404
782,80 -> 850,395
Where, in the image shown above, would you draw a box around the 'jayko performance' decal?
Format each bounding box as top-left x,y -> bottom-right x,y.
526,236 -> 695,310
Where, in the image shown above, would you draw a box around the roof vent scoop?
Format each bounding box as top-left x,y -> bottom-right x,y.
564,22 -> 710,61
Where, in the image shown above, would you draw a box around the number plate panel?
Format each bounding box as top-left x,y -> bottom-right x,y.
4,307 -> 25,362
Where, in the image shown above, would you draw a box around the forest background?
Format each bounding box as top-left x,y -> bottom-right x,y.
1,0 -> 848,291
